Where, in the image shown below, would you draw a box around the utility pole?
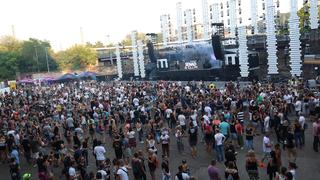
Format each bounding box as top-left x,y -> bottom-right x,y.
34,46 -> 39,73
45,47 -> 50,73
80,27 -> 84,44
107,35 -> 113,65
11,25 -> 15,38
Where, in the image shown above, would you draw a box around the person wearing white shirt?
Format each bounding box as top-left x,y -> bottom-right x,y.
133,98 -> 139,107
178,114 -> 186,131
160,132 -> 170,157
264,115 -> 270,133
175,165 -> 190,180
116,160 -> 129,180
299,113 -> 306,145
190,110 -> 198,128
262,134 -> 272,162
94,141 -> 106,165
165,108 -> 173,125
203,114 -> 210,126
214,130 -> 225,162
184,85 -> 191,92
68,162 -> 78,180
97,169 -> 108,180
295,99 -> 302,116
204,106 -> 212,118
284,93 -> 293,112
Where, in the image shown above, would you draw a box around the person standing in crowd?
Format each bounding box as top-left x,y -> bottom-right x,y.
132,152 -> 146,180
235,120 -> 244,149
136,120 -> 144,143
208,159 -> 220,180
298,112 -> 306,145
312,118 -> 320,152
293,120 -> 303,149
160,128 -> 170,157
94,140 -> 106,167
245,150 -> 259,180
225,162 -> 239,180
175,126 -> 184,153
161,155 -> 170,180
175,165 -> 190,180
285,128 -> 297,162
294,98 -> 302,116
147,150 -> 159,180
245,123 -> 255,150
116,159 -> 129,180
274,144 -> 282,170
267,151 -> 278,180
204,122 -> 213,153
275,166 -> 287,180
113,135 -> 123,160
214,129 -> 226,162
288,162 -> 297,180
262,133 -> 272,163
188,122 -> 198,158
9,157 -> 20,180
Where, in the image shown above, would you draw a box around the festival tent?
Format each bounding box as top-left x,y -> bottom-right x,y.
17,79 -> 34,84
78,71 -> 97,80
40,76 -> 56,82
57,73 -> 79,81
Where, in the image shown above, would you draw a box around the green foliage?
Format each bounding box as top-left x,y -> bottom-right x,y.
18,38 -> 58,73
297,3 -> 320,33
120,32 -> 147,46
0,51 -> 19,80
55,44 -> 97,71
0,36 -> 22,52
86,41 -> 105,48
0,36 -> 59,79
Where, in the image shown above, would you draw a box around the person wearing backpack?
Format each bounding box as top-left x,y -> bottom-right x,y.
115,160 -> 129,180
131,152 -> 146,180
175,165 -> 190,180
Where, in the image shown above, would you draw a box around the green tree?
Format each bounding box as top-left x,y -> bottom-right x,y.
86,41 -> 105,48
56,44 -> 97,71
18,38 -> 58,73
0,51 -> 19,80
120,32 -> 148,46
0,36 -> 22,52
298,3 -> 320,33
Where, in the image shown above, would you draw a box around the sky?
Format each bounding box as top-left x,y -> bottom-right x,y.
0,0 -> 303,51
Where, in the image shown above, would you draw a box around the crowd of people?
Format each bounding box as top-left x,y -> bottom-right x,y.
0,79 -> 319,180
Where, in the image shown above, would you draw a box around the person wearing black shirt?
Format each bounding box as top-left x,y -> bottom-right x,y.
37,154 -> 47,180
81,138 -> 89,166
161,156 -> 170,180
21,135 -> 31,164
245,124 -> 254,150
188,122 -> 198,158
73,132 -> 81,148
285,129 -> 297,162
9,157 -> 20,180
273,113 -> 281,143
113,136 -> 123,160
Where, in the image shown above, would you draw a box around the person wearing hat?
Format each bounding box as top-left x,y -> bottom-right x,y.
22,173 -> 31,180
